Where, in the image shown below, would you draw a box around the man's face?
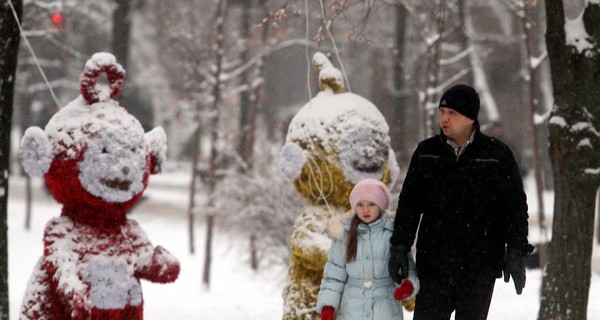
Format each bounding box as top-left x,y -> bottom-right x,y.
439,107 -> 474,143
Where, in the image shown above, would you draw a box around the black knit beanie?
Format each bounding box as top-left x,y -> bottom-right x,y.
438,84 -> 480,120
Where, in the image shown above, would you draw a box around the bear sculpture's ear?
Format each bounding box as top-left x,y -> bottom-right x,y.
278,142 -> 306,180
20,127 -> 53,176
145,127 -> 167,174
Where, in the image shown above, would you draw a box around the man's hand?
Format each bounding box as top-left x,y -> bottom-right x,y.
503,247 -> 532,294
388,245 -> 409,283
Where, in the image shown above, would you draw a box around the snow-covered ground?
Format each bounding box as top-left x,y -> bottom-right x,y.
7,171 -> 600,319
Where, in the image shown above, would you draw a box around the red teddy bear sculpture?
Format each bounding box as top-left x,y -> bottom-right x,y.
18,53 -> 180,320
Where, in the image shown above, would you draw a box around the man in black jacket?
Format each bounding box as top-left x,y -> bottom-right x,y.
388,84 -> 533,320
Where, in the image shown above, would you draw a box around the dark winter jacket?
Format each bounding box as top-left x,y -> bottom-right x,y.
390,129 -> 530,279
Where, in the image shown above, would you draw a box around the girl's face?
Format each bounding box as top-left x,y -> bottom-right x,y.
355,200 -> 382,224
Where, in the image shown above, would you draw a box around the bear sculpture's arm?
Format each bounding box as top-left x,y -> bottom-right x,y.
20,257 -> 55,320
43,217 -> 93,319
129,220 -> 180,283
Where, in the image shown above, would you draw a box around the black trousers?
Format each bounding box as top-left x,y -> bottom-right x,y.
413,273 -> 496,320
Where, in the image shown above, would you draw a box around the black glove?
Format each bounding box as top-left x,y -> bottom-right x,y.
388,245 -> 409,284
503,246 -> 533,295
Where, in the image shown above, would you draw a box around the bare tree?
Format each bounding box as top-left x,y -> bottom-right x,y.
0,0 -> 22,318
149,0 -> 214,255
234,0 -> 269,270
390,3 -> 411,169
539,1 -> 600,319
201,0 -> 229,289
112,0 -> 131,71
214,140 -> 304,269
420,1 -> 448,137
512,0 -> 549,267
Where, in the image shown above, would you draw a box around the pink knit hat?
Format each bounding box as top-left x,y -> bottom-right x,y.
349,178 -> 391,211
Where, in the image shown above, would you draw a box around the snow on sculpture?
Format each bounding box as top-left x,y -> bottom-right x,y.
18,52 -> 180,320
279,52 -> 400,319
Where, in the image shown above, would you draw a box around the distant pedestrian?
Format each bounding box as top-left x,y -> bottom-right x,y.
388,84 -> 534,320
317,178 -> 418,320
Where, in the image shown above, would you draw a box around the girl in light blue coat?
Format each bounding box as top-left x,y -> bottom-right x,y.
317,178 -> 419,320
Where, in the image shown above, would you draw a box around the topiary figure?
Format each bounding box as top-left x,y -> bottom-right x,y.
18,53 -> 179,320
278,52 -> 399,319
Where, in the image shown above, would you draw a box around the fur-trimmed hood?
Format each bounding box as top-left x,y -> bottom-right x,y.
327,210 -> 396,240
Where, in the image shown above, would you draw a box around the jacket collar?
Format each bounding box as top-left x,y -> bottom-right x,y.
439,127 -> 484,153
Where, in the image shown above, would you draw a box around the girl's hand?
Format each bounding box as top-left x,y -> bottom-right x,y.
394,278 -> 414,300
321,306 -> 335,320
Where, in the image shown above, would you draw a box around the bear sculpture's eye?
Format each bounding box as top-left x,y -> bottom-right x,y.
102,147 -> 108,154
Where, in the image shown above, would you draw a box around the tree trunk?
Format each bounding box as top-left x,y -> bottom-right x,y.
457,0 -> 473,86
0,0 -> 22,318
19,90 -> 33,230
202,0 -> 228,289
238,2 -> 254,173
519,2 -> 548,268
391,3 -> 410,168
112,0 -> 131,71
238,0 -> 256,270
423,0 -> 446,138
236,0 -> 267,271
187,121 -> 200,254
597,188 -> 600,244
539,1 -> 600,319
25,176 -> 31,229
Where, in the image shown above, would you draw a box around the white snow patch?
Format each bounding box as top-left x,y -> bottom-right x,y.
549,116 -> 568,128
565,11 -> 594,54
577,138 -> 593,149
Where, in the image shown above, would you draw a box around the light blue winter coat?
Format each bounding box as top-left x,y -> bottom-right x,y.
316,211 -> 417,320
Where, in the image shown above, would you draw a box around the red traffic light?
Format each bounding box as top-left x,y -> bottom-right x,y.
51,12 -> 64,25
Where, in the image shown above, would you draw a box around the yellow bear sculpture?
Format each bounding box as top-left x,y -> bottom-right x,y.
278,52 -> 399,319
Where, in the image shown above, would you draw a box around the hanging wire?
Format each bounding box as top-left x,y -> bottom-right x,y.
7,0 -> 63,108
300,0 -> 336,215
317,0 -> 351,93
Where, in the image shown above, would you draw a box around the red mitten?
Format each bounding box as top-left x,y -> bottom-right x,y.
394,279 -> 414,301
321,306 -> 335,320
